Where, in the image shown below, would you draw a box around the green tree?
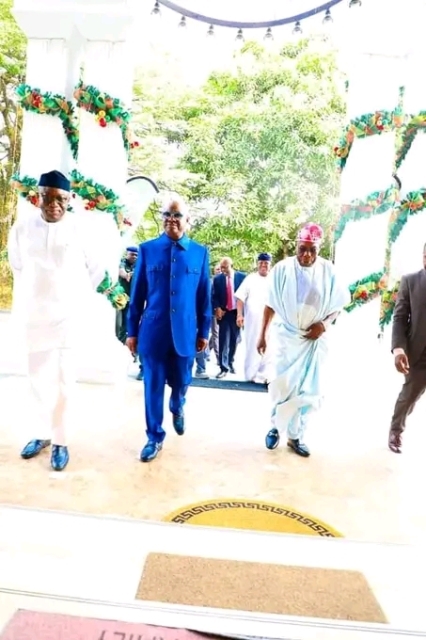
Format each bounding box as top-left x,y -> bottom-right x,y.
0,0 -> 26,307
147,38 -> 345,270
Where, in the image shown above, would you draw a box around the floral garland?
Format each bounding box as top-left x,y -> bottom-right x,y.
334,186 -> 397,243
387,188 -> 426,244
334,109 -> 404,171
395,113 -> 426,170
9,175 -> 129,311
379,282 -> 400,329
16,83 -> 140,160
345,271 -> 387,313
16,84 -> 79,159
10,172 -> 132,232
73,81 -> 139,155
96,272 -> 129,310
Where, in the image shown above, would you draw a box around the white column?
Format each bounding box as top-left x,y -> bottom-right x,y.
75,2 -> 135,202
333,0 -> 408,347
391,42 -> 426,282
12,3 -> 82,219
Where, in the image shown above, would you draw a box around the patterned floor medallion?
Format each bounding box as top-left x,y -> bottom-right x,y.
163,499 -> 343,537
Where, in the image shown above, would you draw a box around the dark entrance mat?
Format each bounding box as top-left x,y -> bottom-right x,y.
136,553 -> 388,624
190,378 -> 267,392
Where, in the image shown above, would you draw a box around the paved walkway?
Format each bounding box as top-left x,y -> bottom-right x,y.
0,311 -> 425,545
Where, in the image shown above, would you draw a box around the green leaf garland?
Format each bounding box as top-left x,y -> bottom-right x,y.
73,81 -> 138,156
395,113 -> 426,170
11,172 -> 132,233
345,271 -> 387,313
333,109 -> 404,171
16,84 -> 79,159
334,186 -> 397,243
96,271 -> 129,310
379,282 -> 400,329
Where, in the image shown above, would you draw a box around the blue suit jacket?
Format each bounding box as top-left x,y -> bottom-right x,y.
127,233 -> 211,358
212,271 -> 246,310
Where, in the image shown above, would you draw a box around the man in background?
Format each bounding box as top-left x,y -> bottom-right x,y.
194,263 -> 221,379
389,244 -> 426,453
212,257 -> 246,379
236,252 -> 272,383
116,247 -> 143,380
126,195 -> 211,462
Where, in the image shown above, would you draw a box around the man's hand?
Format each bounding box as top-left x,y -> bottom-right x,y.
126,337 -> 137,356
196,337 -> 208,352
305,322 -> 326,341
236,314 -> 244,328
127,272 -> 133,281
394,352 -> 410,375
215,308 -> 225,321
257,334 -> 267,355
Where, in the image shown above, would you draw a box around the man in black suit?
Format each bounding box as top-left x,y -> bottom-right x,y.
389,244 -> 426,453
212,257 -> 246,379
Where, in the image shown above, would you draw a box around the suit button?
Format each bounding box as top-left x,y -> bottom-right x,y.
171,291 -> 175,295
172,309 -> 176,312
172,258 -> 176,262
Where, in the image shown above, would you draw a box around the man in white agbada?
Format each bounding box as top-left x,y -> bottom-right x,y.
257,223 -> 350,458
235,252 -> 272,383
7,170 -> 129,472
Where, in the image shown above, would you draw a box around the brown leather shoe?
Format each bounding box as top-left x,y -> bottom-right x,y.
388,431 -> 402,453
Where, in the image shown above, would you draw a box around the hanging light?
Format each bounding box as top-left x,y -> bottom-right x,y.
235,28 -> 244,42
292,21 -> 302,35
322,9 -> 333,24
178,15 -> 186,27
151,1 -> 161,15
207,24 -> 214,37
264,27 -> 274,41
349,0 -> 362,6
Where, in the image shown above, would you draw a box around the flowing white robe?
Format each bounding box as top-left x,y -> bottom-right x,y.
267,256 -> 350,441
7,209 -> 130,445
235,272 -> 272,382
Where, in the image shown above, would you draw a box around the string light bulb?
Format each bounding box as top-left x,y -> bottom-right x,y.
151,1 -> 160,15
235,28 -> 244,42
264,27 -> 273,41
292,21 -> 302,35
349,0 -> 362,6
207,24 -> 214,36
322,9 -> 333,24
178,15 -> 186,27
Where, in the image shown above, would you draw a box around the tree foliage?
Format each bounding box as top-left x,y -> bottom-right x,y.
132,38 -> 345,270
0,0 -> 25,248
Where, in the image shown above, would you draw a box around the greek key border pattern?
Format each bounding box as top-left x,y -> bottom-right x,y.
170,501 -> 337,537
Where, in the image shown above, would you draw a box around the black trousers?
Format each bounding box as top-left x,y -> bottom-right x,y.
390,348 -> 426,434
218,309 -> 240,372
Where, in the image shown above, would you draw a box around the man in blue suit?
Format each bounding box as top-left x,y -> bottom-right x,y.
212,257 -> 246,379
126,195 -> 211,462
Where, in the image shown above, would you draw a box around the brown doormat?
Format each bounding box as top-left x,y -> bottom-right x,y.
0,610 -> 227,640
136,553 -> 388,624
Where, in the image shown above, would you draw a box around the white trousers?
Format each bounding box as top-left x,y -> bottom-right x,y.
27,348 -> 76,446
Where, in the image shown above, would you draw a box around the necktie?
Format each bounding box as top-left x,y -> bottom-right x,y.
226,276 -> 233,310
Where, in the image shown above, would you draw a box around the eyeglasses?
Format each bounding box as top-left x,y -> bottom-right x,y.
162,211 -> 184,219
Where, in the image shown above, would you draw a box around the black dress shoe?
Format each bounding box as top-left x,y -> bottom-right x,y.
51,445 -> 69,471
140,441 -> 163,462
389,431 -> 402,453
265,428 -> 280,450
21,439 -> 51,459
216,370 -> 227,379
287,439 -> 310,457
229,365 -> 236,374
172,413 -> 185,435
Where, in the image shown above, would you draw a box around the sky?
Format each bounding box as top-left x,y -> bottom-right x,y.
128,0 -> 426,85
